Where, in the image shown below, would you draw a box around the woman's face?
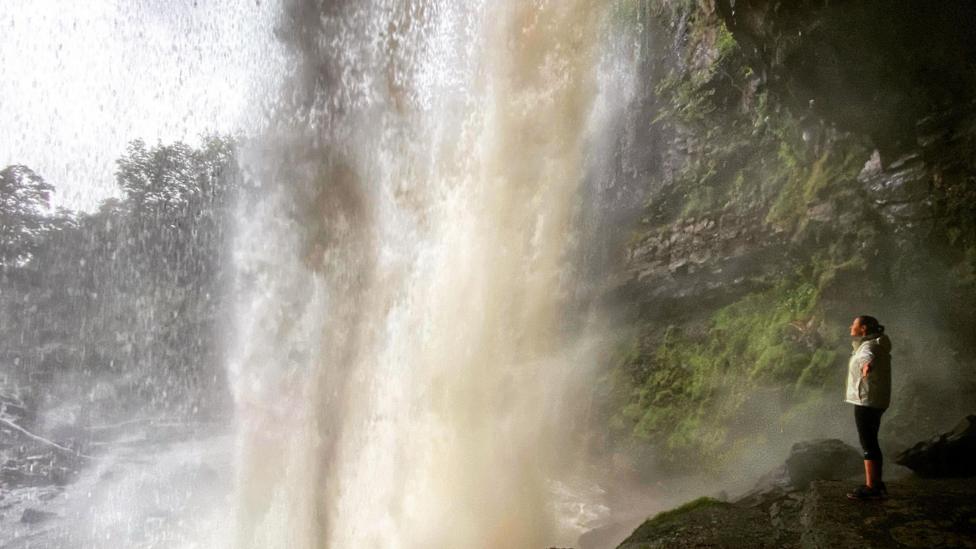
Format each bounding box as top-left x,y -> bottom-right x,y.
850,317 -> 867,337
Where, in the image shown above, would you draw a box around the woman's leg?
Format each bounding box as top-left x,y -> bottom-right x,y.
854,405 -> 884,488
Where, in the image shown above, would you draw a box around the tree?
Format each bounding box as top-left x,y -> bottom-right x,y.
0,165 -> 55,268
115,136 -> 236,217
2,137 -> 239,422
108,136 -> 239,415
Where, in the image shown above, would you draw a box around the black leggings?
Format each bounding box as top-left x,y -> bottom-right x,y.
854,405 -> 885,461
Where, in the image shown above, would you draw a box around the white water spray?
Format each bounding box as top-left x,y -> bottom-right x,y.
228,2 -> 629,547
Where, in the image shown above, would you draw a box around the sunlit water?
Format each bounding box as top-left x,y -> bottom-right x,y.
227,1 -> 636,548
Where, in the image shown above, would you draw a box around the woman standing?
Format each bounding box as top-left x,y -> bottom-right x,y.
845,315 -> 892,500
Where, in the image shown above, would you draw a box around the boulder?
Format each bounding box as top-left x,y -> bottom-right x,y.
21,508 -> 58,524
896,415 -> 976,477
784,439 -> 863,489
737,439 -> 862,507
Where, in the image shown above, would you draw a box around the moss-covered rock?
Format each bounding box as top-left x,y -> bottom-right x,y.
614,476 -> 976,549
597,0 -> 976,474
616,496 -> 791,549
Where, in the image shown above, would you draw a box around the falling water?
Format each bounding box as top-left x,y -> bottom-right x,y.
227,1 -> 628,547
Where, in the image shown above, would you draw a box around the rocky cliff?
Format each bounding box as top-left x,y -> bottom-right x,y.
596,0 -> 976,477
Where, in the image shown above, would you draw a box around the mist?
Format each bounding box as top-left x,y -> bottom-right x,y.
4,1 -> 976,549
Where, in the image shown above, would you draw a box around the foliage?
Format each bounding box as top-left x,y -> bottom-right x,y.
117,137 -> 235,217
0,165 -> 56,268
115,137 -> 238,289
605,277 -> 844,469
0,136 -> 239,422
765,144 -> 870,231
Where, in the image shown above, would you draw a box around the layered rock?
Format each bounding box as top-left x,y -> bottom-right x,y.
714,0 -> 976,157
623,212 -> 789,320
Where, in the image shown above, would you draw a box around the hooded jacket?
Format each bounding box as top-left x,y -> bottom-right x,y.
845,333 -> 892,409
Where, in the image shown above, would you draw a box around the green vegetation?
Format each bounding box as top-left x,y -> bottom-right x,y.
0,165 -> 58,268
714,20 -> 738,61
598,1 -> 907,473
643,12 -> 821,226
629,497 -> 725,537
0,136 -> 239,421
766,144 -> 870,231
606,278 -> 844,468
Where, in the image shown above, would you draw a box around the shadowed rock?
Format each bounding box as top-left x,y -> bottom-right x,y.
896,415 -> 976,478
616,496 -> 795,549
20,508 -> 57,524
613,446 -> 976,548
738,438 -> 862,505
784,439 -> 863,489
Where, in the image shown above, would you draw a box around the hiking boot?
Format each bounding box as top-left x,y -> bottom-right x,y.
846,484 -> 886,501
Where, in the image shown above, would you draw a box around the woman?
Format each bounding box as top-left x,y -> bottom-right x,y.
845,315 -> 892,500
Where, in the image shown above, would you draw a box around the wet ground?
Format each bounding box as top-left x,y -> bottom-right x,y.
1,432 -> 232,549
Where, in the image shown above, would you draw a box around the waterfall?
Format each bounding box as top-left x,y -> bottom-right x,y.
227,1 -> 629,546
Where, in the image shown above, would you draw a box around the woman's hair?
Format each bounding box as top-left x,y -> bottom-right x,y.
856,315 -> 885,334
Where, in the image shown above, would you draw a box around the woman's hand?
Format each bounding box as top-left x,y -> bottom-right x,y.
861,361 -> 872,378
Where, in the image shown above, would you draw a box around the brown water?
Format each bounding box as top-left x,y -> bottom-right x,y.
226,2 -> 635,547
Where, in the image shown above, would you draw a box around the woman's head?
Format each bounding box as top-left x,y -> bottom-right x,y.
850,315 -> 884,337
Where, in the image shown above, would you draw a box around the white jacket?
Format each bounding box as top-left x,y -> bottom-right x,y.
845,333 -> 892,409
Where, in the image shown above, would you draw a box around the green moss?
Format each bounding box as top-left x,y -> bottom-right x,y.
679,184 -> 718,218
631,497 -> 726,536
646,52 -> 815,224
715,20 -> 738,61
795,348 -> 838,391
606,277 -> 846,469
766,144 -> 871,231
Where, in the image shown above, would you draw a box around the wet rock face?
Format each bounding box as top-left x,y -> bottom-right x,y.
896,415 -> 976,478
856,108 -> 976,242
622,212 -> 790,321
607,0 -> 976,474
715,0 -> 976,156
858,151 -> 934,228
